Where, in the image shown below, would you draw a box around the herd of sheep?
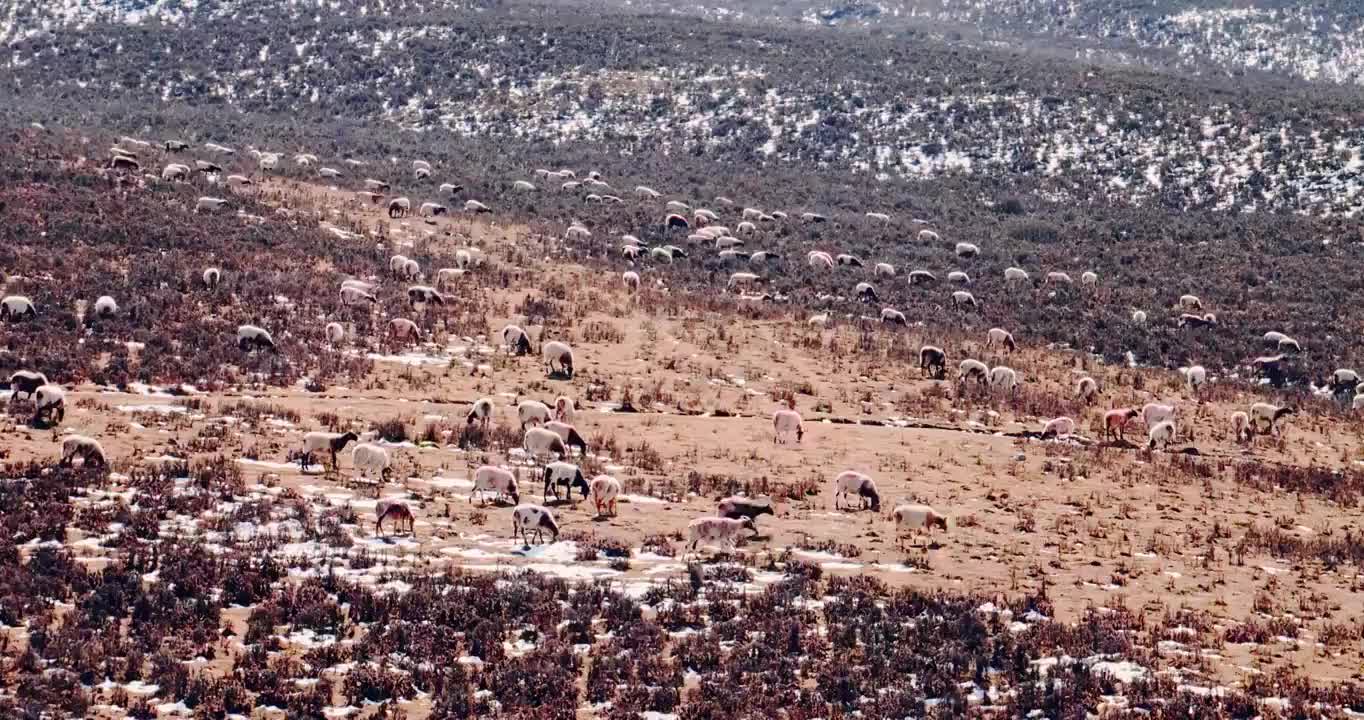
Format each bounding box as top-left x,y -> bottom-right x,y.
2,132 -> 1352,559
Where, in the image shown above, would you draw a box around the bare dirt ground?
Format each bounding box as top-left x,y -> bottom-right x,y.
7,177 -> 1364,717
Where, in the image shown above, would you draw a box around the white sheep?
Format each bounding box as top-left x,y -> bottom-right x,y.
33,385 -> 65,425
728,272 -> 760,290
419,202 -> 448,217
1040,416 -> 1076,439
1,295 -> 36,320
873,262 -> 896,278
1131,310 -> 1147,326
472,465 -> 521,505
325,322 -> 345,344
1147,420 -> 1177,450
466,397 -> 495,428
464,200 -> 491,213
161,164 -> 190,181
1004,267 -> 1030,284
749,251 -> 781,266
351,443 -> 392,482
1249,402 -> 1294,437
808,312 -> 830,327
1081,271 -> 1098,287
1262,331 -> 1288,347
319,167 -> 343,179
524,427 -> 570,460
918,229 -> 941,243
1278,336 -> 1302,354
1075,377 -> 1098,402
952,291 -> 978,309
543,340 -> 575,378
1141,403 -> 1175,428
622,245 -> 642,260
736,221 -> 757,235
807,251 -> 835,270
891,504 -> 948,548
300,431 -> 359,471
590,475 -> 622,517
5,370 -> 48,403
947,271 -> 970,284
1184,365 -> 1208,393
340,286 -> 377,306
1179,294 -> 1203,311
686,516 -> 755,551
1230,411 -> 1252,442
954,242 -> 979,258
440,182 -> 461,195
989,366 -> 1018,394
832,470 -> 881,511
513,180 -> 537,192
202,268 -> 221,288
61,435 -> 107,468
986,328 -> 1016,352
502,325 -> 532,355
91,296 -> 118,319
1329,368 -> 1360,394
388,197 -> 412,218
920,345 -> 946,378
836,254 -> 864,268
407,285 -> 445,311
623,271 -> 641,291
544,420 -> 589,455
542,462 -> 588,503
907,270 -> 936,285
959,359 -> 989,384
854,282 -> 879,303
880,308 -> 907,326
773,407 -> 804,444
1045,271 -> 1073,285
865,211 -> 890,225
237,325 -> 276,352
512,504 -> 560,545
636,186 -> 661,198
195,197 -> 228,213
388,318 -> 420,343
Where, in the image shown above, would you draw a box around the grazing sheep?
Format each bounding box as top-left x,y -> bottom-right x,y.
622,245 -> 642,260
236,325 -> 276,352
1141,403 -> 1176,428
989,366 -> 1018,394
855,282 -> 879,303
1231,411 -> 1252,442
195,160 -> 224,174
512,180 -> 536,192
907,270 -> 936,285
873,262 -> 896,278
1329,368 -> 1360,395
1004,267 -> 1030,284
340,285 -> 377,306
375,500 -> 414,536
807,251 -> 835,269
364,178 -> 391,193
591,475 -> 622,517
513,504 -> 561,545
808,312 -> 830,327
736,221 -> 757,234
694,209 -> 719,224
1148,420 -> 1177,450
472,466 -> 520,505
918,229 -> 941,243
407,285 -> 445,311
503,325 -> 533,356
466,397 -> 496,428
1,295 -> 36,320
951,291 -> 978,309
553,396 -> 576,424
1184,365 -> 1208,393
920,345 -> 946,379
650,247 -> 677,263
636,186 -> 661,198
388,197 -> 411,218
543,340 -> 575,378
464,200 -> 491,213
108,154 -> 140,172
325,322 -> 345,344
4,370 -> 49,403
891,504 -> 948,548
440,183 -> 463,196
623,271 -> 641,291
388,318 -> 420,344
686,516 -> 755,551
202,267 -> 221,288
524,427 -> 570,460
351,443 -> 393,482
773,407 -> 804,444
802,212 -> 828,223
729,272 -> 761,290
32,385 -> 65,426
749,251 -> 782,266
1075,376 -> 1098,402
1045,271 -> 1074,286
958,359 -> 989,385
165,140 -> 190,152
60,435 -> 107,468
1131,310 -> 1147,325
955,242 -> 980,258
419,202 -> 449,217
544,420 -> 589,455
300,431 -> 358,471
1103,408 -> 1141,442
833,471 -> 880,512
318,166 -> 343,179
881,308 -> 907,326
542,462 -> 589,503
195,197 -> 228,213
1179,294 -> 1203,311
1178,313 -> 1218,329
714,236 -> 744,251
1262,331 -> 1288,347
865,211 -> 890,224
836,254 -> 864,268
1252,354 -> 1288,387
226,174 -> 253,186
1278,336 -> 1302,354
1040,416 -> 1076,439
717,496 -> 774,527
161,164 -> 190,181
947,271 -> 970,284
986,328 -> 1016,352
1250,402 -> 1294,437
665,213 -> 689,229
1081,271 -> 1098,287
89,295 -> 118,320
770,211 -> 788,220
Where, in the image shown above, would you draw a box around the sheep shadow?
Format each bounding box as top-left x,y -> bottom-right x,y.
546,370 -> 573,381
